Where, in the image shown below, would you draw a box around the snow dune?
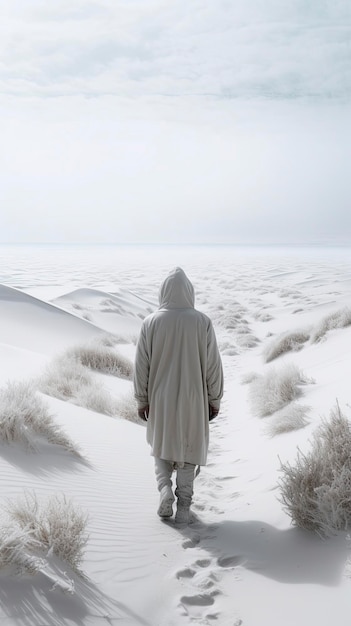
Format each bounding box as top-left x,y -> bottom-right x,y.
52,287 -> 156,335
0,284 -> 105,355
0,247 -> 351,626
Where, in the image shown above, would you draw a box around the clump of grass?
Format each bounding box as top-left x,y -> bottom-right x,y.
0,381 -> 79,455
75,385 -> 116,417
114,390 -> 144,425
91,333 -> 130,347
249,363 -> 313,417
38,353 -> 142,423
254,311 -> 274,322
241,372 -> 259,385
0,522 -> 41,575
236,334 -> 259,349
263,330 -> 310,363
2,492 -> 88,576
311,307 -> 351,343
266,403 -> 311,436
38,354 -> 93,401
279,403 -> 351,535
38,354 -> 117,416
68,345 -> 133,379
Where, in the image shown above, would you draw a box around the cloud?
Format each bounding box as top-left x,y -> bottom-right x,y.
1,0 -> 350,100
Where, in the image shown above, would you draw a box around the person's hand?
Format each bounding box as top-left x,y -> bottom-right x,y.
138,406 -> 149,421
209,405 -> 219,421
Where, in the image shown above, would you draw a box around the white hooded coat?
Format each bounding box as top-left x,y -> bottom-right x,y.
133,267 -> 223,466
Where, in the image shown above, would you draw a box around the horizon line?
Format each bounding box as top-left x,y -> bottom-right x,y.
0,241 -> 350,247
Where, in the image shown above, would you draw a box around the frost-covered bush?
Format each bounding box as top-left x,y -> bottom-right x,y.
68,345 -> 133,379
82,313 -> 92,321
39,355 -> 117,416
38,354 -> 141,422
38,354 -> 92,401
263,330 -> 310,363
2,492 -> 88,575
249,363 -> 312,417
236,334 -> 259,349
254,311 -> 274,322
241,372 -> 259,385
311,307 -> 351,343
75,385 -> 116,417
222,347 -> 238,356
279,404 -> 351,535
114,390 -> 143,425
212,309 -> 248,330
0,523 -> 40,574
91,333 -> 130,347
0,381 -> 79,454
267,403 -> 310,436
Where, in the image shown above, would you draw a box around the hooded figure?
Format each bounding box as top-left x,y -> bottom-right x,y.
134,267 -> 223,524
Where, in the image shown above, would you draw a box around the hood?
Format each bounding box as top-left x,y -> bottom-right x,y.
159,267 -> 195,309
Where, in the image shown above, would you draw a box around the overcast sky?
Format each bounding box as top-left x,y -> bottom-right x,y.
1,0 -> 350,244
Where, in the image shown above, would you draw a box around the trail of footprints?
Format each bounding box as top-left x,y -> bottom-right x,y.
177,556 -> 221,621
174,456 -> 243,624
176,551 -> 244,623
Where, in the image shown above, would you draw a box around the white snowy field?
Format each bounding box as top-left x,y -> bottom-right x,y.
0,244 -> 351,626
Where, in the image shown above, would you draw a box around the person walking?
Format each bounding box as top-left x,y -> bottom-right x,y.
133,267 -> 223,525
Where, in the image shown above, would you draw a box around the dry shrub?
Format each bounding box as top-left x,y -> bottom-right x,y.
212,309 -> 247,330
69,345 -> 133,379
249,363 -> 312,417
75,385 -> 116,416
241,372 -> 259,385
279,404 -> 351,535
0,381 -> 79,454
39,354 -> 141,423
263,330 -> 310,363
267,403 -> 310,436
39,355 -> 119,416
0,523 -> 41,574
254,311 -> 274,322
114,390 -> 143,425
91,333 -> 130,347
222,347 -> 238,356
236,334 -> 259,349
3,492 -> 88,575
311,307 -> 351,343
38,354 -> 92,401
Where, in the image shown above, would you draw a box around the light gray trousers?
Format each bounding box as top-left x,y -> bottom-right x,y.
154,458 -> 196,506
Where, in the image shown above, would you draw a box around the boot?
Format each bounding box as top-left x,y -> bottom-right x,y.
175,500 -> 191,525
175,463 -> 195,526
157,485 -> 175,518
154,458 -> 175,518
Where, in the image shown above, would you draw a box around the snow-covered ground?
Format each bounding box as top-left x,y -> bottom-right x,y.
0,244 -> 351,625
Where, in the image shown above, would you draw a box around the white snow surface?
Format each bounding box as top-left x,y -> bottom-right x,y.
0,244 -> 351,625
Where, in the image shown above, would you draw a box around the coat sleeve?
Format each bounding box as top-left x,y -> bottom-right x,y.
133,322 -> 150,409
206,320 -> 224,410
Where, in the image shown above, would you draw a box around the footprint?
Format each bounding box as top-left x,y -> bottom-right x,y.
229,492 -> 240,500
180,593 -> 215,607
192,501 -> 224,515
194,558 -> 211,568
198,578 -> 215,590
204,490 -> 223,500
176,568 -> 196,579
192,502 -> 206,511
217,555 -> 245,568
182,535 -> 200,549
